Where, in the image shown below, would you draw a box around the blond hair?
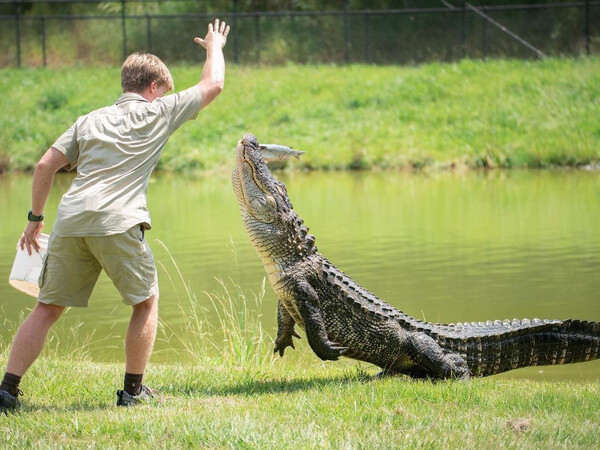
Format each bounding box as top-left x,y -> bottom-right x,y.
121,53 -> 174,93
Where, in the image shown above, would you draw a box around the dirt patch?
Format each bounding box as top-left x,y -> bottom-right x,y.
506,418 -> 531,434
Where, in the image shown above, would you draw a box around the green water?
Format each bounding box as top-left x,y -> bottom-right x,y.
1,170 -> 599,381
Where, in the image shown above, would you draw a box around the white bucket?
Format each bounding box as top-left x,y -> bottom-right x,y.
8,233 -> 49,298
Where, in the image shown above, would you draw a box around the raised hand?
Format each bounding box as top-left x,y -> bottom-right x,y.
194,18 -> 230,50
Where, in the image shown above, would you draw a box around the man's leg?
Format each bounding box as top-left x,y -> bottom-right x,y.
122,293 -> 158,397
1,302 -> 65,412
125,293 -> 158,373
93,226 -> 159,405
5,302 -> 65,377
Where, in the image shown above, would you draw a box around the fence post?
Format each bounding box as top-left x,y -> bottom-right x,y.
344,0 -> 351,64
146,15 -> 152,53
481,7 -> 488,61
254,13 -> 260,65
461,1 -> 467,59
585,0 -> 590,55
232,0 -> 239,64
364,11 -> 371,64
121,0 -> 127,61
40,16 -> 47,67
15,0 -> 21,67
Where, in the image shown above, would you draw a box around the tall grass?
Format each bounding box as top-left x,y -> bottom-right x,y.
154,239 -> 275,369
1,57 -> 598,172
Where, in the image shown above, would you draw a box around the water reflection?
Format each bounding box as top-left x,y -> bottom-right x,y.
0,170 -> 598,380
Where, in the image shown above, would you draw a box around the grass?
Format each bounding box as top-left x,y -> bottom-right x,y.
0,358 -> 599,448
1,273 -> 599,448
1,57 -> 599,173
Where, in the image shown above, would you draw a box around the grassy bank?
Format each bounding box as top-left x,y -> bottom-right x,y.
1,57 -> 598,173
0,357 -> 599,448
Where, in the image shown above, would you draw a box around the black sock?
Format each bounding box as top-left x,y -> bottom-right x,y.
0,372 -> 22,396
124,373 -> 143,396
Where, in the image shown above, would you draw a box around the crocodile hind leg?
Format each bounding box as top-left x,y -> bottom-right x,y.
405,333 -> 471,380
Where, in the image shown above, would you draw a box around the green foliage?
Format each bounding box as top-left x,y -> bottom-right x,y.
38,90 -> 69,112
1,57 -> 599,172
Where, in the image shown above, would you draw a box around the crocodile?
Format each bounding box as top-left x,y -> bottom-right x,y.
232,133 -> 600,379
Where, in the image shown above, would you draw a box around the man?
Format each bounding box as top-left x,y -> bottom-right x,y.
0,18 -> 230,412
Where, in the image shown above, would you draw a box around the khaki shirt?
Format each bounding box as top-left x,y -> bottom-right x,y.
51,85 -> 203,236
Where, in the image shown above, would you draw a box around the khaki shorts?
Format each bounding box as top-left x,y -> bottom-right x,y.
38,225 -> 158,307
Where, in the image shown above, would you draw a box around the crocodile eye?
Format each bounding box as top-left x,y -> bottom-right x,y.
276,185 -> 286,196
249,194 -> 277,223
265,195 -> 277,209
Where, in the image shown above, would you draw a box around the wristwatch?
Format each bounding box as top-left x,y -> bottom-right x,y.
28,210 -> 44,222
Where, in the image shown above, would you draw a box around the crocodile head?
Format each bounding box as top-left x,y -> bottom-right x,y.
232,133 -> 316,268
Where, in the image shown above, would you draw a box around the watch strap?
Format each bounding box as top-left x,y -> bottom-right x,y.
28,210 -> 44,222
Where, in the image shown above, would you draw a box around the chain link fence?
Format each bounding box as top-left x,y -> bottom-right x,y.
1,1 -> 598,67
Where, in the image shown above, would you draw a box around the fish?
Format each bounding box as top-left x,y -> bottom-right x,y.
259,144 -> 306,161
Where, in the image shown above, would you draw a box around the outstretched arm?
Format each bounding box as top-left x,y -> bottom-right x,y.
194,18 -> 230,110
21,147 -> 69,254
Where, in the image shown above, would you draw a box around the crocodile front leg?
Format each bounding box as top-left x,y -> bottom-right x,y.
286,277 -> 348,361
274,299 -> 301,357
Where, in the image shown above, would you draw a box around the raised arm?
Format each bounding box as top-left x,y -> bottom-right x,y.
194,18 -> 230,110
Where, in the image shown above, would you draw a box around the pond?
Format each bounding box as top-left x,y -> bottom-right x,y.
0,169 -> 599,381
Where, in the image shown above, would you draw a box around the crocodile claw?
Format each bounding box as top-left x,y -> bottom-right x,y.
316,341 -> 348,361
273,332 -> 302,357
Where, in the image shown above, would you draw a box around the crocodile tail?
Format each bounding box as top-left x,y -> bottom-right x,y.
433,319 -> 600,377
